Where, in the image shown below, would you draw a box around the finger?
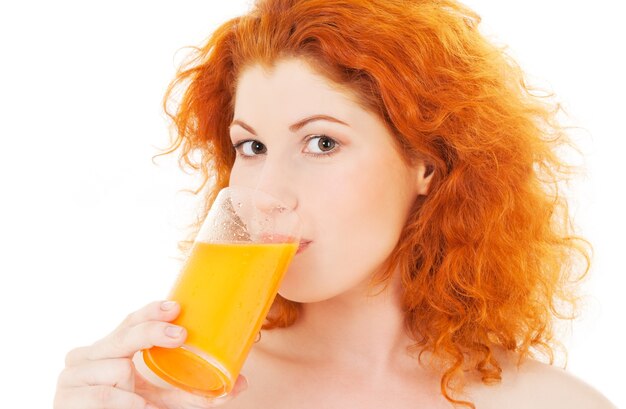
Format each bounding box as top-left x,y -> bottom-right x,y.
55,385 -> 151,409
155,374 -> 248,409
66,321 -> 187,365
119,300 -> 181,329
209,375 -> 249,406
65,301 -> 181,367
94,321 -> 187,361
57,358 -> 135,392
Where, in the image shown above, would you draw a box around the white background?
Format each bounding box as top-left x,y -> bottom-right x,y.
1,1 -> 624,407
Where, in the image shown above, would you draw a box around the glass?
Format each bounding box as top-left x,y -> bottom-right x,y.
140,186 -> 300,397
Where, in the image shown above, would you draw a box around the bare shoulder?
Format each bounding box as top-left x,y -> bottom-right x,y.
468,350 -> 617,409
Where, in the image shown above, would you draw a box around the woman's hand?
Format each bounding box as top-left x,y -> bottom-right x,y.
53,300 -> 248,409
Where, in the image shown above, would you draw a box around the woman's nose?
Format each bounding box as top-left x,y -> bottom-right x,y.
252,155 -> 298,212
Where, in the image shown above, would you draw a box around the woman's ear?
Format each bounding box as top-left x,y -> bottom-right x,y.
415,160 -> 434,196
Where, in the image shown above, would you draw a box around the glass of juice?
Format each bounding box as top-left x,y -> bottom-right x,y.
140,186 -> 300,398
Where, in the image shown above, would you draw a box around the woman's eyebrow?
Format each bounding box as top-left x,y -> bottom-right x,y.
229,115 -> 350,136
288,115 -> 350,132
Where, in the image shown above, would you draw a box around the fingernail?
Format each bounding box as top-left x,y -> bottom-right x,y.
160,301 -> 177,311
165,325 -> 183,338
146,404 -> 159,409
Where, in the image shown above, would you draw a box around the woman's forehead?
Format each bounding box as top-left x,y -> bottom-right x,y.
233,58 -> 365,122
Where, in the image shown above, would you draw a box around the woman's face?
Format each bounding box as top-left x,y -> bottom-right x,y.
229,58 -> 432,303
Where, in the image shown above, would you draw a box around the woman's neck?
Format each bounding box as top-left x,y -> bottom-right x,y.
263,273 -> 422,377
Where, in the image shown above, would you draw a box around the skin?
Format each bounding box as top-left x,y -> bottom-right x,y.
223,58 -> 617,409
227,57 -> 433,377
53,58 -> 616,409
53,301 -> 248,409
228,58 -> 432,306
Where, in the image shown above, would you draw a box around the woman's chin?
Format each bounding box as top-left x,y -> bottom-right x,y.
277,278 -> 334,304
277,285 -> 327,304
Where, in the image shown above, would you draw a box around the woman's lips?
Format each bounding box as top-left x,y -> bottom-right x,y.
258,233 -> 311,254
296,240 -> 312,254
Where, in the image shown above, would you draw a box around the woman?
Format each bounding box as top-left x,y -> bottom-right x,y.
53,0 -> 617,408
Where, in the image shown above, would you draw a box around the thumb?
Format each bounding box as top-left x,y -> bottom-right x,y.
200,375 -> 249,407
230,375 -> 249,396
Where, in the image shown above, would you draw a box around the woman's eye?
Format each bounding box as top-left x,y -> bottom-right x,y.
234,136 -> 338,158
305,135 -> 337,154
234,140 -> 267,157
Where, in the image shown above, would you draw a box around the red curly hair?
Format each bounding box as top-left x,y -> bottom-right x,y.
157,0 -> 592,406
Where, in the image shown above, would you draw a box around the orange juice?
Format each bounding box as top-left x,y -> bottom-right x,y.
142,241 -> 297,397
